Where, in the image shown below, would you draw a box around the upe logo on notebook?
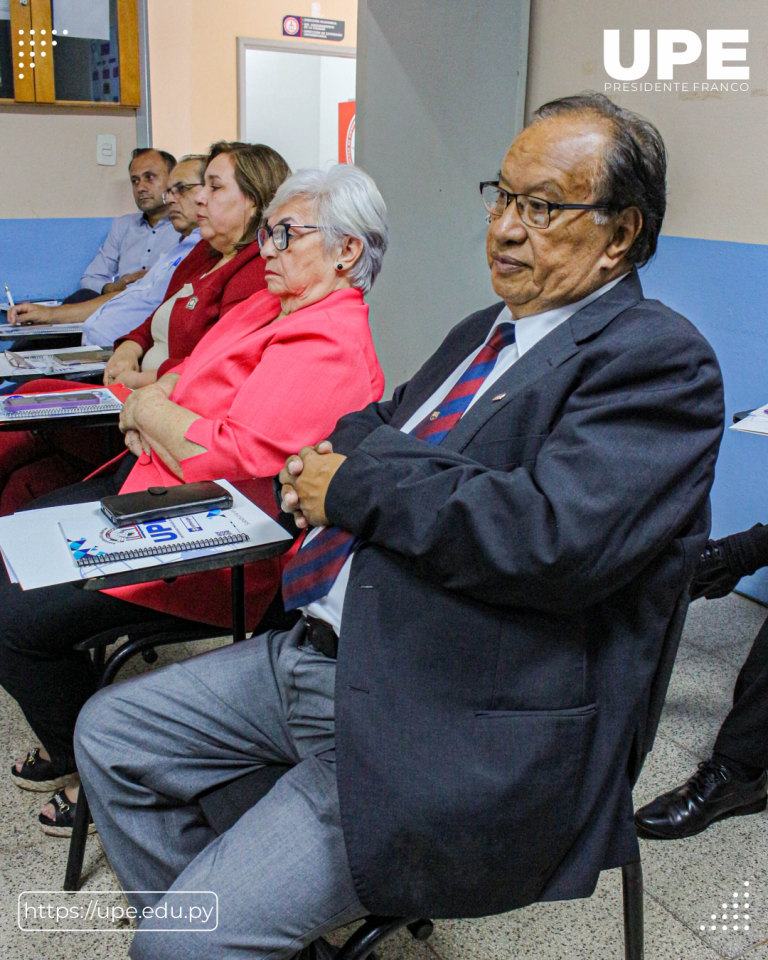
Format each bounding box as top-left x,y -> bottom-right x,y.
102,521 -> 179,544
603,30 -> 749,92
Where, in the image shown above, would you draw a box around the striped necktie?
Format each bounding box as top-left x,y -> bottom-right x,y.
281,321 -> 516,612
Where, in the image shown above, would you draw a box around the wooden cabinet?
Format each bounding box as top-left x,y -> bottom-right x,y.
1,0 -> 140,106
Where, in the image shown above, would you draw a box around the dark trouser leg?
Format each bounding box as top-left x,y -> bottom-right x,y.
61,289 -> 101,305
0,456 -> 189,769
75,622 -> 364,960
0,572 -> 193,770
713,615 -> 768,770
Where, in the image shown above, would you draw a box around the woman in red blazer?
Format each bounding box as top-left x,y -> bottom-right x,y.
3,164 -> 389,835
0,141 -> 289,514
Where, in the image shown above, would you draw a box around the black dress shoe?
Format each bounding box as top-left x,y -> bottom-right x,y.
689,541 -> 742,602
635,759 -> 767,839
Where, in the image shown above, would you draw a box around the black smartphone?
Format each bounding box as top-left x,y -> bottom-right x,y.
53,349 -> 114,364
100,481 -> 233,527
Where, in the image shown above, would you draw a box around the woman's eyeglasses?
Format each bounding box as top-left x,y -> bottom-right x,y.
257,223 -> 320,251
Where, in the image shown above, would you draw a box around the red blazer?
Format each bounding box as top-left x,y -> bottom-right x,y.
104,286 -> 385,628
115,240 -> 265,377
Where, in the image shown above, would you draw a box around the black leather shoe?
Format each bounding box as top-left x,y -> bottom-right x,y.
689,541 -> 742,601
635,759 -> 767,839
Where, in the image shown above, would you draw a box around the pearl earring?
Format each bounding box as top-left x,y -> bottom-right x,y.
336,263 -> 344,270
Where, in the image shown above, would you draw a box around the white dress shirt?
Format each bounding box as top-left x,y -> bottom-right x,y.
81,230 -> 200,347
303,274 -> 625,635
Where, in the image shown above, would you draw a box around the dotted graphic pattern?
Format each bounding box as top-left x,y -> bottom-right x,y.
700,881 -> 751,933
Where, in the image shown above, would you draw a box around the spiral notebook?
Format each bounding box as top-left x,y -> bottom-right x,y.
0,479 -> 292,590
60,510 -> 250,568
0,384 -> 131,422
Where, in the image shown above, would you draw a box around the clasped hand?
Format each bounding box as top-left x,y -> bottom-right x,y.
119,376 -> 178,461
279,441 -> 346,529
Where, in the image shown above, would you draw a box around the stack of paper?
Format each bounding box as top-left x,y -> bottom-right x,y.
0,480 -> 292,590
730,405 -> 768,437
0,346 -> 111,378
0,322 -> 82,337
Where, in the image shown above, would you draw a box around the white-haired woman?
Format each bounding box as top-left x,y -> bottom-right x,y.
4,164 -> 389,836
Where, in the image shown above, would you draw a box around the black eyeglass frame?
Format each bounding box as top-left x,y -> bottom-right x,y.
257,223 -> 320,252
479,181 -> 612,229
162,182 -> 204,203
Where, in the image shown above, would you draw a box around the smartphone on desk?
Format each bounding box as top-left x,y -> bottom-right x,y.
100,481 -> 233,527
53,349 -> 113,365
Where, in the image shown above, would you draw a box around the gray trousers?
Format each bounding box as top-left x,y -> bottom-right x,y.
74,622 -> 367,960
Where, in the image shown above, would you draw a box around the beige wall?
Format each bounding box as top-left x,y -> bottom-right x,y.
147,0 -> 358,160
526,0 -> 768,245
0,105 -> 137,219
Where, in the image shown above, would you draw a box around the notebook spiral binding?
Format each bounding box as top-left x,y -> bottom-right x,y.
4,402 -> 122,418
76,532 -> 249,567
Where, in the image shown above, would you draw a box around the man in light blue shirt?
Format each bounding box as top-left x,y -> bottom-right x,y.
8,156 -> 206,343
81,227 -> 200,346
79,148 -> 179,296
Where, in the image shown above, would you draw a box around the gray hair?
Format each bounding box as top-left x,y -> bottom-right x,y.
263,165 -> 389,294
530,92 -> 667,267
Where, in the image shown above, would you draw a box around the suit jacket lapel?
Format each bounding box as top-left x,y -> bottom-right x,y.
389,303 -> 505,428
441,270 -> 645,452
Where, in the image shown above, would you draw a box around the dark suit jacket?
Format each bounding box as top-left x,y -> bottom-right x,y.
324,271 -> 724,918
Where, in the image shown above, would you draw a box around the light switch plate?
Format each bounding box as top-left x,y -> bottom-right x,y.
97,134 -> 117,166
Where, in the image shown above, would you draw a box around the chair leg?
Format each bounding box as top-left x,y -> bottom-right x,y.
63,787 -> 91,891
622,860 -> 644,960
336,916 -> 416,960
91,645 -> 106,673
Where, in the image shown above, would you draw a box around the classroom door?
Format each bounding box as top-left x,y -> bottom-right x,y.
242,46 -> 356,170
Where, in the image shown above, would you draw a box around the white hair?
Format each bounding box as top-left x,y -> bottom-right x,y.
263,165 -> 389,294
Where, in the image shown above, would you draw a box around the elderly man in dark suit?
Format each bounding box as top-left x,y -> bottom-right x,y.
75,93 -> 724,959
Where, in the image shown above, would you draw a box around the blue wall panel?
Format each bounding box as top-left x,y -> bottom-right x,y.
0,217 -> 113,302
641,235 -> 768,603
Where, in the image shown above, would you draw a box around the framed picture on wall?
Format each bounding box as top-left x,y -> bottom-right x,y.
0,0 -> 139,106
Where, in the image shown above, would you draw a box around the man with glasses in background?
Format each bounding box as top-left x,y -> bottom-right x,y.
75,95 -> 724,959
8,156 -> 205,345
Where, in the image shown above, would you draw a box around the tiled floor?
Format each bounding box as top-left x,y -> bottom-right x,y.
1,594 -> 767,959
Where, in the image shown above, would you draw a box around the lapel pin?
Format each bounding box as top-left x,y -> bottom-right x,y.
429,411 -> 440,420
491,393 -> 506,402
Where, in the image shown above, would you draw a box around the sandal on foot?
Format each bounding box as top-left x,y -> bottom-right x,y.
38,790 -> 96,838
11,748 -> 75,793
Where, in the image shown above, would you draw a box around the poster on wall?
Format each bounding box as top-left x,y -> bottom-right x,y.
338,100 -> 355,164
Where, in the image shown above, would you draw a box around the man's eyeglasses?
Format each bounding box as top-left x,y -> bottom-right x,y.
162,182 -> 204,203
257,223 -> 320,252
480,181 -> 611,230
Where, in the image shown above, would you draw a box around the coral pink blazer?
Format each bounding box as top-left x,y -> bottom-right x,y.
104,286 -> 384,627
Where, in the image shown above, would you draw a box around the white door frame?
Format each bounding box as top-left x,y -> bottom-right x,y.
237,37 -> 357,142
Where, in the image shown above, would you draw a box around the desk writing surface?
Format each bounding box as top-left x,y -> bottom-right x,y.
0,322 -> 83,338
730,403 -> 768,436
0,345 -> 109,380
0,480 -> 292,591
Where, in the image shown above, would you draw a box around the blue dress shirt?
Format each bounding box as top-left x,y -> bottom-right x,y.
80,213 -> 180,293
81,230 -> 201,347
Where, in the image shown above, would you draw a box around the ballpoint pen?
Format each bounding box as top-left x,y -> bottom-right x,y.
4,284 -> 14,308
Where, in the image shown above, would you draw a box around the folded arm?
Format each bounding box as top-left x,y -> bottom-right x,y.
119,374 -> 204,479
159,328 -> 379,484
